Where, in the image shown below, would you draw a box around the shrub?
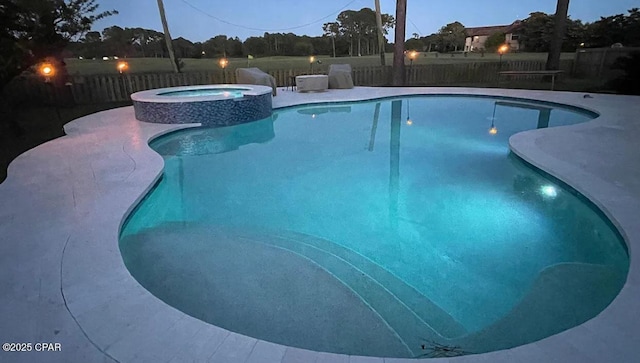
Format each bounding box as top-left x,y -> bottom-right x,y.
606,51 -> 640,95
484,32 -> 506,52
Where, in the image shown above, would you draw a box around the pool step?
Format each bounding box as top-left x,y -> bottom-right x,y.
122,222 -> 413,357
231,227 -> 467,355
125,222 -> 466,357
268,229 -> 466,338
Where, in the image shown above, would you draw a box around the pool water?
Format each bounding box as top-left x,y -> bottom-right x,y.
157,88 -> 247,98
120,96 -> 629,358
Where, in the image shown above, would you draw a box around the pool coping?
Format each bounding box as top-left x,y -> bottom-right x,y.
1,87 -> 639,363
131,84 -> 273,103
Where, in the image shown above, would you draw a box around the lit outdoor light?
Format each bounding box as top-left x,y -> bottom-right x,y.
408,50 -> 418,61
117,61 -> 129,74
39,63 -> 55,79
38,61 -> 61,120
497,44 -> 509,72
309,55 -> 317,73
488,126 -> 498,135
219,58 -> 229,83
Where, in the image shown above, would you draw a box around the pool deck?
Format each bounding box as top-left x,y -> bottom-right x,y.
1,87 -> 639,362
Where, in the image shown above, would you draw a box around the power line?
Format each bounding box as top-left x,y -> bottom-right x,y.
407,17 -> 423,37
179,0 -> 359,32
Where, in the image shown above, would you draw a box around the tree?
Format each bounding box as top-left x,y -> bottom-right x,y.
519,11 -> 584,52
405,38 -> 424,51
173,37 -> 195,59
374,0 -> 386,65
1,0 -> 116,90
392,0 -> 407,86
202,35 -> 228,57
226,37 -> 243,57
435,22 -> 466,52
419,33 -> 440,52
293,41 -> 314,56
144,30 -> 166,57
322,22 -> 339,57
519,12 -> 554,51
335,8 -> 393,57
353,8 -> 375,56
484,32 -> 505,51
156,0 -> 179,72
102,26 -> 135,57
337,10 -> 357,56
586,9 -> 640,47
243,36 -> 268,56
546,0 -> 570,71
132,28 -> 150,57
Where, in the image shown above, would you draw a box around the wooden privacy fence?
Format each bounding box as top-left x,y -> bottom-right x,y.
405,59 -> 574,85
573,47 -> 640,79
5,60 -> 574,105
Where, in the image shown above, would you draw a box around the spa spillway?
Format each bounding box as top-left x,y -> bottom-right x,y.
131,84 -> 273,126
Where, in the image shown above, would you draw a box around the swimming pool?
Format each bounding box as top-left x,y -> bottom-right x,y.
119,95 -> 629,358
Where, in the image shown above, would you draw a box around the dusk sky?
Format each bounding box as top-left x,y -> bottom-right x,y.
92,0 -> 638,42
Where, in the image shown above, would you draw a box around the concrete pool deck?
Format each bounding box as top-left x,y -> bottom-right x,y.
1,87 -> 638,362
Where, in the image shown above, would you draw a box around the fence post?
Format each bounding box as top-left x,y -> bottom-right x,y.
598,48 -> 608,77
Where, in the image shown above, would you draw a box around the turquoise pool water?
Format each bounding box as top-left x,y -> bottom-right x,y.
120,96 -> 629,358
157,88 -> 247,98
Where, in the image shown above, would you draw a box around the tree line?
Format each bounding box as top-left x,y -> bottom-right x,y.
405,8 -> 640,53
69,7 -> 640,62
67,7 -> 395,60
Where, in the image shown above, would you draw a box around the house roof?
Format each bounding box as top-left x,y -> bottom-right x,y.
466,21 -> 522,37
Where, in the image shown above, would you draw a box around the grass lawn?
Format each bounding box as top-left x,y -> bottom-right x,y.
65,52 -> 576,76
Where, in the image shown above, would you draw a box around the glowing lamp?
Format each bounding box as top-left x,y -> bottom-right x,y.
117,61 -> 129,74
39,63 -> 55,78
408,50 -> 418,61
309,56 -> 315,64
219,58 -> 229,69
489,126 -> 498,135
498,44 -> 509,55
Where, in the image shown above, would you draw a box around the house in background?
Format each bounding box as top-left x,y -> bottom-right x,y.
464,21 -> 522,51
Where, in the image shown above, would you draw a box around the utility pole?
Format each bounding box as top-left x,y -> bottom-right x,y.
375,0 -> 386,66
157,0 -> 179,73
392,0 -> 407,86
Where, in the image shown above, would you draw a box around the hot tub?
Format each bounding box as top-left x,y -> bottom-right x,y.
130,84 -> 273,127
